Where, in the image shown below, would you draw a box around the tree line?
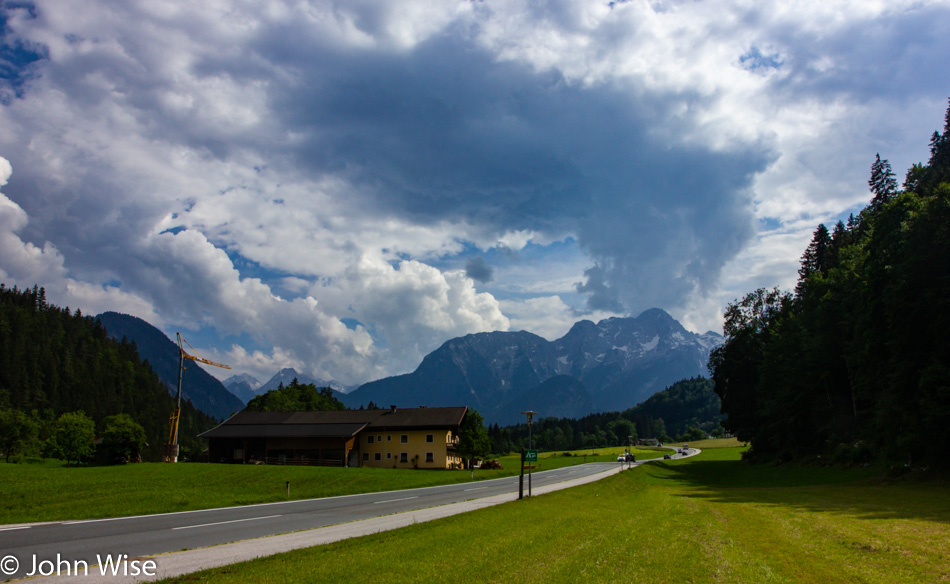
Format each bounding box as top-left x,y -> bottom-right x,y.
487,377 -> 723,453
244,378 -> 346,412
709,99 -> 950,466
0,284 -> 216,464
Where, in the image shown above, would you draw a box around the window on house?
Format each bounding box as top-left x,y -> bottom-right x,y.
387,435 -> 392,441
377,435 -> 382,442
426,434 -> 434,443
400,452 -> 408,463
362,453 -> 369,461
425,452 -> 434,463
374,452 -> 381,461
387,452 -> 392,459
400,435 -> 408,443
367,435 -> 374,444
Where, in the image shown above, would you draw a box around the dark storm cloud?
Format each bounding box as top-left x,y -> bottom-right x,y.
248,28 -> 770,314
3,0 -> 949,381
465,256 -> 493,283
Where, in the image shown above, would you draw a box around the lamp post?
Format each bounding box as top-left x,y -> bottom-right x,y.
522,410 -> 538,497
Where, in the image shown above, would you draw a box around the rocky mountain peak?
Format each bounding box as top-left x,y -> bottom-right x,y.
345,308 -> 721,424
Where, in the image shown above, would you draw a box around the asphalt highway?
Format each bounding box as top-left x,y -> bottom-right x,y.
1,460 -> 627,580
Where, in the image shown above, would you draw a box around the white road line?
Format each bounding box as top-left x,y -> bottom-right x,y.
463,487 -> 488,491
372,496 -> 418,505
172,515 -> 282,530
0,526 -> 30,532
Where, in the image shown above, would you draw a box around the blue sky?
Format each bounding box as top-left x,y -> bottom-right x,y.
1,0 -> 948,386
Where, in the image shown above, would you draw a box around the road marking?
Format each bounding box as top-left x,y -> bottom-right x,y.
0,526 -> 30,532
172,515 -> 282,530
372,496 -> 418,505
52,463 -> 611,528
464,487 -> 488,491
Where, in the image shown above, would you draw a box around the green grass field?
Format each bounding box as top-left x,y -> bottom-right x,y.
153,443 -> 950,584
0,446 -> 665,524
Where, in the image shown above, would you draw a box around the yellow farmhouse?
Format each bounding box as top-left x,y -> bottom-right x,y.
200,406 -> 467,469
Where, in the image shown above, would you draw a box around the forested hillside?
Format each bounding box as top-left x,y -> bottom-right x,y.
97,311 -> 245,420
244,378 -> 345,412
0,285 -> 215,461
710,99 -> 950,466
488,377 -> 722,453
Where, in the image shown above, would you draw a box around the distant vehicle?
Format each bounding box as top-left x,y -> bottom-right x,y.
663,454 -> 671,460
617,455 -> 626,462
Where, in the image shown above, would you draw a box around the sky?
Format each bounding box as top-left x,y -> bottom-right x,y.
1,0 -> 948,387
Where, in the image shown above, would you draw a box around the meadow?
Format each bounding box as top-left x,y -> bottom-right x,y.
152,442 -> 950,584
0,445 -> 663,524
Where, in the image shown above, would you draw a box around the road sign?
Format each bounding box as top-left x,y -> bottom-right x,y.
524,449 -> 538,462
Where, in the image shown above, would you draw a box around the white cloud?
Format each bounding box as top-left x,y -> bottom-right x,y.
0,157 -> 67,286
1,0 -> 947,385
500,295 -> 612,341
333,255 -> 509,375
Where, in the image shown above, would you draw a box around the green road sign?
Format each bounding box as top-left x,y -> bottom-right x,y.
524,449 -> 538,462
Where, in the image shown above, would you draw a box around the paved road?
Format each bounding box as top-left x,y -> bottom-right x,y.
1,461 -> 631,580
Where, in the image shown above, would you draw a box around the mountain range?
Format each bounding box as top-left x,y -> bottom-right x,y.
222,369 -> 349,404
342,308 -> 722,425
96,312 -> 245,421
97,308 -> 720,426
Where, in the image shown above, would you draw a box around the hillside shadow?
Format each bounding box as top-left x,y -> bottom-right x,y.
647,458 -> 950,525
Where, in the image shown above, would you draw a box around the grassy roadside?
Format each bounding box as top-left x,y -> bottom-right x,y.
157,445 -> 950,584
0,446 -> 665,524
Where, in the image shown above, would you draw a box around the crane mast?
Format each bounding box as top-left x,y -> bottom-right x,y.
164,333 -> 230,462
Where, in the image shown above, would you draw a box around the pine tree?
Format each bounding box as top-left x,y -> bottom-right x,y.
796,224 -> 831,296
868,154 -> 898,211
928,98 -> 950,184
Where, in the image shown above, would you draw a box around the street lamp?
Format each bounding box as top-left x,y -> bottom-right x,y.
522,410 -> 538,496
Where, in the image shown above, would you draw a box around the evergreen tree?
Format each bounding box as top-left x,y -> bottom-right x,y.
0,284 -> 215,461
796,224 -> 831,296
244,379 -> 345,412
868,154 -> 898,211
709,98 -> 950,466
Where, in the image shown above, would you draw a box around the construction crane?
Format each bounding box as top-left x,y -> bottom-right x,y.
164,333 -> 231,462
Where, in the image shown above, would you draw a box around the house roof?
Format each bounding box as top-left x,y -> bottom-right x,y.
366,406 -> 468,430
199,422 -> 369,439
198,406 -> 468,440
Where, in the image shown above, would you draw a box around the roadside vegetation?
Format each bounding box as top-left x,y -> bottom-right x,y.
0,445 -> 666,524
490,377 -> 724,454
710,99 -> 950,467
156,444 -> 950,584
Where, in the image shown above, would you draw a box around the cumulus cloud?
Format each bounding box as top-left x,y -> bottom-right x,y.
0,0 -> 947,383
335,255 -> 509,373
0,156 -> 66,284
